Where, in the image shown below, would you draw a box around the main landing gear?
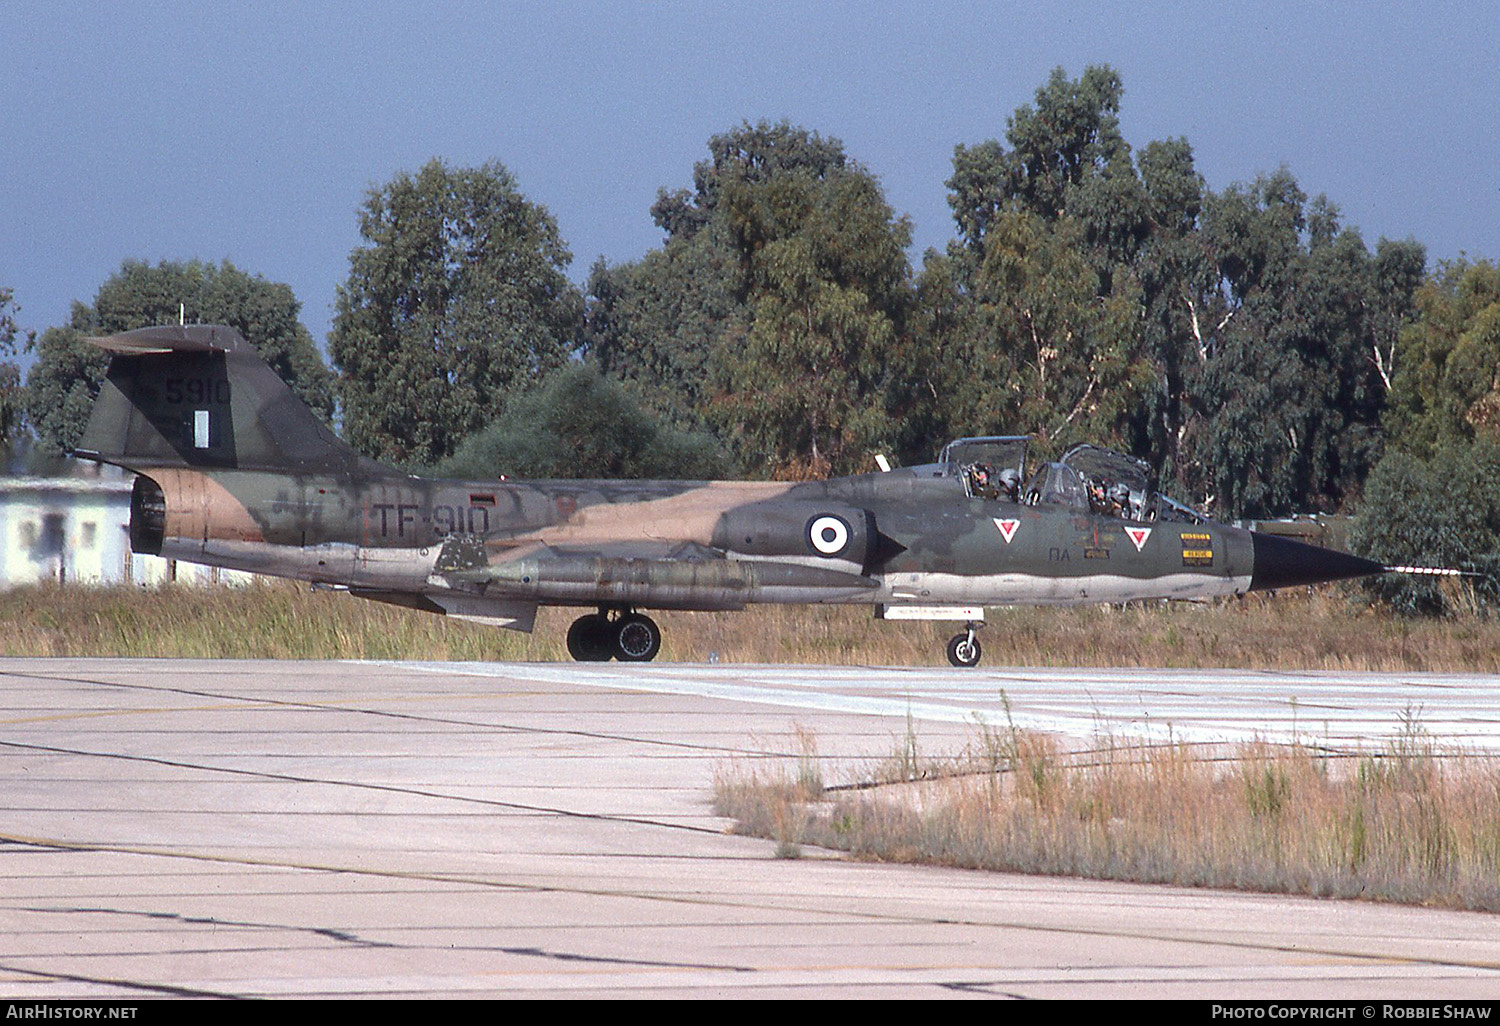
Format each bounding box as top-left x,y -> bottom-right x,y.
946,621 -> 984,668
566,608 -> 662,662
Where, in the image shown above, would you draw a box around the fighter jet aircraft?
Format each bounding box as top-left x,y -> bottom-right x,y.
73,324 -> 1427,666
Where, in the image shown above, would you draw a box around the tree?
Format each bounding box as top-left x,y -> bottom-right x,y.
1382,259 -> 1500,456
584,241 -> 747,433
947,65 -> 1133,256
930,66 -> 1425,518
436,362 -> 727,480
1368,238 -> 1428,393
587,122 -> 914,477
1353,442 -> 1500,615
915,210 -> 1150,458
1357,259 -> 1500,616
588,122 -> 852,436
330,158 -> 584,467
707,147 -> 914,476
25,260 -> 334,456
1191,177 -> 1424,517
918,66 -> 1155,463
1120,137 -> 1215,480
0,286 -> 30,458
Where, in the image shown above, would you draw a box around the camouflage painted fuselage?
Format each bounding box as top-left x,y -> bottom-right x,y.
133,463 -> 1255,618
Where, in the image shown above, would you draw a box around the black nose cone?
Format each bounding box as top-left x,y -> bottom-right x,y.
1249,531 -> 1386,591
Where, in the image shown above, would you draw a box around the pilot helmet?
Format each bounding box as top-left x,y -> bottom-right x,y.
998,468 -> 1020,490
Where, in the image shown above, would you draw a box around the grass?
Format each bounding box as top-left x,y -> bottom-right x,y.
3,578 -> 1500,670
0,579 -> 552,660
715,716 -> 1500,912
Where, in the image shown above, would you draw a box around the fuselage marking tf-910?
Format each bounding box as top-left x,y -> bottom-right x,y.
75,324 -> 1399,666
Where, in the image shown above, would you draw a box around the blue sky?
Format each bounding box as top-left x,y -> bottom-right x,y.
2,1 -> 1495,353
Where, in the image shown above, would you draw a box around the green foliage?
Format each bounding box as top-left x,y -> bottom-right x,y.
709,145 -> 913,476
1353,442 -> 1500,615
588,121 -> 913,478
11,66 -> 1473,525
927,66 -> 1426,517
585,240 -> 747,433
331,158 -> 584,468
948,65 -> 1131,245
1194,183 -> 1424,517
1366,262 -> 1500,616
914,210 -> 1152,459
24,325 -> 104,461
590,71 -> 1429,498
25,260 -> 333,456
921,66 -> 1165,462
1128,137 -> 1216,488
0,286 -> 28,454
1383,259 -> 1500,456
436,362 -> 728,480
0,287 -> 17,349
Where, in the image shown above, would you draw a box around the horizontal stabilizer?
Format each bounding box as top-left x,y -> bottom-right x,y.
85,324 -> 249,357
84,324 -> 245,355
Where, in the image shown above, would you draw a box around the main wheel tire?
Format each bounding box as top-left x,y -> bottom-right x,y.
613,613 -> 661,662
946,633 -> 982,668
567,613 -> 615,662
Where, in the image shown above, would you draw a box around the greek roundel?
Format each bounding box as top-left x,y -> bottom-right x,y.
806,514 -> 852,557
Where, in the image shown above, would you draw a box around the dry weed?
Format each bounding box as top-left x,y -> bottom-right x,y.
716,721 -> 1500,912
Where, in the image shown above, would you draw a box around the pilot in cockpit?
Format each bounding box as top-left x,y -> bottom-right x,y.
967,463 -> 999,500
998,468 -> 1021,503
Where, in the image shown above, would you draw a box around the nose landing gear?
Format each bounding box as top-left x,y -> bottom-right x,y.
566,608 -> 662,662
945,621 -> 984,668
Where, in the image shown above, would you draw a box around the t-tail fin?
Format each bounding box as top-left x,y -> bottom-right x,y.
74,324 -> 378,475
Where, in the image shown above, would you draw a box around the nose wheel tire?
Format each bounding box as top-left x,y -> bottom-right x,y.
614,613 -> 662,662
946,632 -> 982,668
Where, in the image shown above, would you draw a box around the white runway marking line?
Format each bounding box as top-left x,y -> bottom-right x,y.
368,662 -> 1500,751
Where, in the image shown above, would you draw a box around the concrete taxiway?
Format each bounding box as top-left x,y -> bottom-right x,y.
3,658 -> 1500,999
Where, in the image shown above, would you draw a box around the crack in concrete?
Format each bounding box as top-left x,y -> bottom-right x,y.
24,905 -> 395,949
